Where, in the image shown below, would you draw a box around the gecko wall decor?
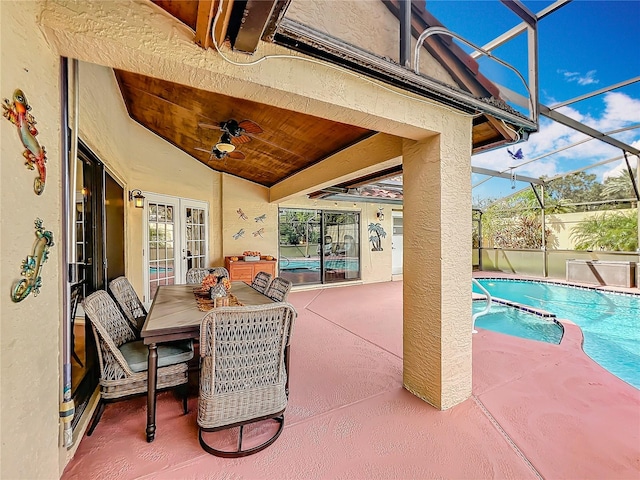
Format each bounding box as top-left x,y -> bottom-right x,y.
3,89 -> 48,195
11,218 -> 54,302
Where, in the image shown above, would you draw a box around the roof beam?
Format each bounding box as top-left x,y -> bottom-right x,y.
472,166 -> 543,185
546,155 -> 624,181
270,133 -> 403,203
539,105 -> 640,156
471,0 -> 571,59
549,76 -> 640,110
500,84 -> 640,156
195,0 -> 216,49
500,0 -> 537,27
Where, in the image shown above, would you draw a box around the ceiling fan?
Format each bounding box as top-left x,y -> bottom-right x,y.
199,118 -> 307,161
195,119 -> 263,162
194,138 -> 246,162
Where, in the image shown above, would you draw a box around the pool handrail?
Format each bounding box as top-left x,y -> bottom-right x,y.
472,278 -> 493,334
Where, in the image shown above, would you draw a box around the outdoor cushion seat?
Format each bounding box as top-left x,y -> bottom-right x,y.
197,302 -> 297,457
119,339 -> 194,373
82,290 -> 192,435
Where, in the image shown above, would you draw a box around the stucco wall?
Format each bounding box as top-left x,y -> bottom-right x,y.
77,61 -> 223,294
1,1 -> 63,478
221,175 -> 279,259
0,0 -> 475,475
280,196 -> 396,283
547,209 -> 637,250
286,0 -> 458,86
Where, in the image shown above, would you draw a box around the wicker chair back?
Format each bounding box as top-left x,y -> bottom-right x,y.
109,276 -> 147,332
186,267 -> 229,284
265,277 -> 292,302
197,302 -> 297,456
250,271 -> 272,294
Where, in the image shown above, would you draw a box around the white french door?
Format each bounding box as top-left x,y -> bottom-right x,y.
391,211 -> 403,275
143,193 -> 208,306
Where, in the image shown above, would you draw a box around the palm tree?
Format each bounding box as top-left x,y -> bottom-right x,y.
603,171 -> 638,200
481,188 -> 571,248
368,222 -> 386,251
570,210 -> 637,251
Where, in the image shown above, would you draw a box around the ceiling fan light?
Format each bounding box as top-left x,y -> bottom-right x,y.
215,133 -> 236,153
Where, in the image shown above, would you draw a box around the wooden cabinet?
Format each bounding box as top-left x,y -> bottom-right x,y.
225,256 -> 277,283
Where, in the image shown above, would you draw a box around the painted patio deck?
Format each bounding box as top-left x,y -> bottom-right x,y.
62,280 -> 640,479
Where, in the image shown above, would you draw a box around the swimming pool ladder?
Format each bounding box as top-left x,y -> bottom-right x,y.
472,279 -> 493,334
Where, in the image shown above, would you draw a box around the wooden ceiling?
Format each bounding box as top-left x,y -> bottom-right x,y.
113,0 -> 517,189
115,70 -> 373,186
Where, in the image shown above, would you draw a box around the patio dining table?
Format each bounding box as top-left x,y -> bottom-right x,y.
141,281 -> 273,442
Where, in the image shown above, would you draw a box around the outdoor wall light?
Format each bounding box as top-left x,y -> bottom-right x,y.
215,133 -> 236,153
129,189 -> 145,208
376,208 -> 384,221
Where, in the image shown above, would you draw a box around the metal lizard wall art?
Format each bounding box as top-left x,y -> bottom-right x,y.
3,89 -> 47,195
12,218 -> 54,302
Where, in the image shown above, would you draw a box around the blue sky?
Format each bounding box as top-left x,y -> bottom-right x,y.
425,0 -> 640,204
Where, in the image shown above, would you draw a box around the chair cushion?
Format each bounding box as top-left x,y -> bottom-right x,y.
119,339 -> 194,373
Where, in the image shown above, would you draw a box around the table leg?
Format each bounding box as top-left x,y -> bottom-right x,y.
146,342 -> 158,442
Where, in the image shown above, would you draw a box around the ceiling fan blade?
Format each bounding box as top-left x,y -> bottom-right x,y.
194,147 -> 213,153
198,122 -> 222,131
228,151 -> 246,160
231,134 -> 252,146
238,120 -> 263,134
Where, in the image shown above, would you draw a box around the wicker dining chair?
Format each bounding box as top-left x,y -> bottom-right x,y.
264,277 -> 293,302
197,302 -> 297,457
250,271 -> 272,294
83,290 -> 193,435
109,276 -> 147,334
186,267 -> 230,284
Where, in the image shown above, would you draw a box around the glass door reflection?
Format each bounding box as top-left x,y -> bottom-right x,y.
322,211 -> 360,283
278,209 -> 321,285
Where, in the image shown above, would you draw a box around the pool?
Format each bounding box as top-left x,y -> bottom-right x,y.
473,301 -> 563,344
474,279 -> 640,389
280,257 -> 360,271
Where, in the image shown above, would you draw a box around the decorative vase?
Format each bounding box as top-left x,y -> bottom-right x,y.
209,276 -> 227,300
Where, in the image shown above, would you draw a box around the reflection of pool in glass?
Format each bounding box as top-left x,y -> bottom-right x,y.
280,257 -> 359,271
150,266 -> 173,273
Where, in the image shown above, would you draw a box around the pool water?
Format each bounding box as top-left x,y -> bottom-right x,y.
473,301 -> 562,344
280,257 -> 359,271
474,279 -> 640,389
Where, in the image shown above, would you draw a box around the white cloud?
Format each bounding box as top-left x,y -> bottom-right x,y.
602,139 -> 640,180
472,92 -> 640,184
557,69 -> 599,86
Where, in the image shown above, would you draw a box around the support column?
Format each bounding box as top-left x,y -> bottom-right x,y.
402,133 -> 472,410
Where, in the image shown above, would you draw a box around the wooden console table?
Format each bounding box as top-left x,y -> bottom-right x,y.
225,256 -> 277,282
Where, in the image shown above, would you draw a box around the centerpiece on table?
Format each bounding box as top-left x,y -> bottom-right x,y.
202,274 -> 231,301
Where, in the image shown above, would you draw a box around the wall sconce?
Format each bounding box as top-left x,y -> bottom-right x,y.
376,207 -> 384,221
129,189 -> 145,208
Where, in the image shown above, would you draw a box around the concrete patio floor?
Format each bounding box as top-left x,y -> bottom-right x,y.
63,280 -> 640,479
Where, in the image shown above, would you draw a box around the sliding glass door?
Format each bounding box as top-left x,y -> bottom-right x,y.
278,208 -> 360,286
323,211 -> 360,283
278,209 -> 322,285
